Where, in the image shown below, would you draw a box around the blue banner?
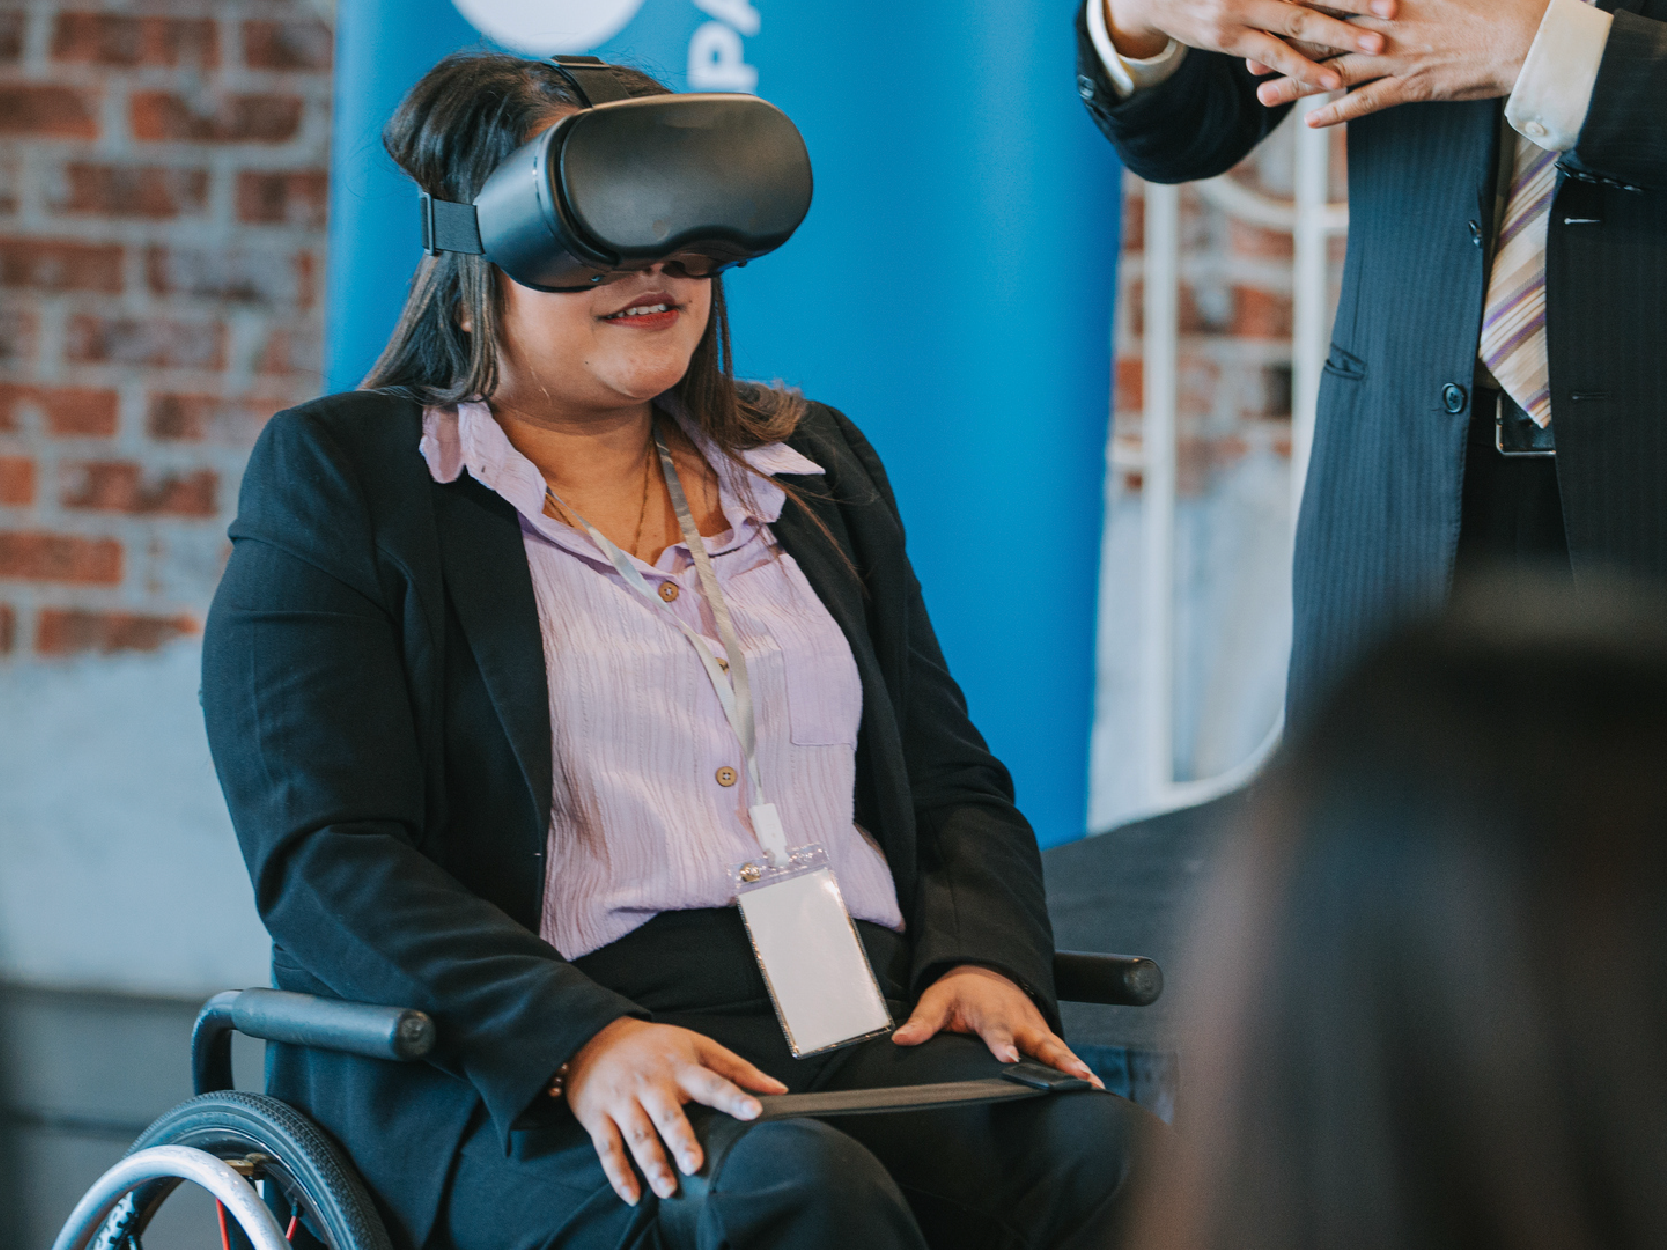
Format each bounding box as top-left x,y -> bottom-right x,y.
326,0 -> 1120,846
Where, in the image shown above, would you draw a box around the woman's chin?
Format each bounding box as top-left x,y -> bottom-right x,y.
602,363 -> 696,403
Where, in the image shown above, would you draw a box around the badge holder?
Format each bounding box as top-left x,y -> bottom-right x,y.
547,418 -> 896,1060
735,841 -> 894,1059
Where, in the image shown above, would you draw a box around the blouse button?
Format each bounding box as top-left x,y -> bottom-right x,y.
659,583 -> 680,603
715,766 -> 738,787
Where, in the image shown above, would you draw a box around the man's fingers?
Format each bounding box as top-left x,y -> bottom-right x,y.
585,1118 -> 641,1206
1238,29 -> 1342,92
1256,54 -> 1391,107
1308,76 -> 1407,127
643,1088 -> 704,1178
1266,0 -> 1386,58
1308,0 -> 1396,18
615,1102 -> 678,1202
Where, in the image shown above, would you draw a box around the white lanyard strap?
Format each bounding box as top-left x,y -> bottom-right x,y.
542,419 -> 787,862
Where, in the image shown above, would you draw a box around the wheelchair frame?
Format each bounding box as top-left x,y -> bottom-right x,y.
52,951 -> 1162,1250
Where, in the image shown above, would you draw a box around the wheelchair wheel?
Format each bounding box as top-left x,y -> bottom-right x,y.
96,1091 -> 390,1250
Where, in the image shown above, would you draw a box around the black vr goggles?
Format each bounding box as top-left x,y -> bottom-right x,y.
420,57 -> 814,292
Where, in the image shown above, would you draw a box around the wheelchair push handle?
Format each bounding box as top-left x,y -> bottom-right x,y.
192,988 -> 435,1095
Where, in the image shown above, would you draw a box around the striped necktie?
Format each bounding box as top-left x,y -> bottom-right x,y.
1479,138 -> 1558,428
1478,0 -> 1594,430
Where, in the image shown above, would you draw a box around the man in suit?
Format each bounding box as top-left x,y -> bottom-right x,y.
1075,0 -> 1667,714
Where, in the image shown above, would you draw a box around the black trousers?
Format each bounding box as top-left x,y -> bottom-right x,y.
427,909 -> 1159,1250
1455,404 -> 1571,576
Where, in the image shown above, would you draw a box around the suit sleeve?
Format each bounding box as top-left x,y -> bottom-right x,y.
202,410 -> 643,1145
1569,10 -> 1667,191
1075,0 -> 1294,185
824,411 -> 1062,1030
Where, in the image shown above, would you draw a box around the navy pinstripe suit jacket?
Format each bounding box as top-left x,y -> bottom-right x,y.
1076,1 -> 1667,714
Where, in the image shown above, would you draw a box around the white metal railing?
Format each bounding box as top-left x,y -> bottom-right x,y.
1136,97 -> 1349,814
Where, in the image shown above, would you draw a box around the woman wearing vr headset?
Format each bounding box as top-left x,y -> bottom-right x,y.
202,52 -> 1156,1250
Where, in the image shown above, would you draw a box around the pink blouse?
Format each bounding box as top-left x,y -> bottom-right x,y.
420,401 -> 904,959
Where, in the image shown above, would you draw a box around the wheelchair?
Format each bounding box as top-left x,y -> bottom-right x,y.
51,952 -> 1162,1250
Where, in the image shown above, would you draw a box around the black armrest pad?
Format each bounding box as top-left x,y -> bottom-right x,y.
1052,952 -> 1164,1007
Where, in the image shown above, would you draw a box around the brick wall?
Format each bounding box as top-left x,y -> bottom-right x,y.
0,0 -> 331,660
1111,121 -> 1348,499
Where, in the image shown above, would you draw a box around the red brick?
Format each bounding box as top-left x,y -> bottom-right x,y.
0,384 -> 120,437
254,324 -> 320,378
36,608 -> 195,656
61,461 -> 217,516
1228,219 -> 1294,261
0,12 -> 25,64
0,309 -> 37,368
52,13 -> 218,68
0,154 -> 18,215
66,314 -> 225,370
236,169 -> 328,227
57,163 -> 210,219
0,85 -> 99,139
1115,357 -> 1143,415
148,393 -> 273,445
0,238 -> 123,294
0,531 -> 121,583
1122,192 -> 1144,254
0,456 -> 33,506
0,602 -> 13,653
241,19 -> 332,70
131,91 -> 302,144
145,246 -> 303,307
1231,286 -> 1294,339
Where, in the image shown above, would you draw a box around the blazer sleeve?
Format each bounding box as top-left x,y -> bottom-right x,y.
202,408 -> 643,1144
1568,10 -> 1667,191
1075,0 -> 1294,184
825,411 -> 1062,1028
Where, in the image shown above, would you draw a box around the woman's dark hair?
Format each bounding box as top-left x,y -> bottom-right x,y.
360,51 -> 804,451
1135,574 -> 1667,1250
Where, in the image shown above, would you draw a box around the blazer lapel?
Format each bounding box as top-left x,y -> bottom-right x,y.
432,473 -> 553,834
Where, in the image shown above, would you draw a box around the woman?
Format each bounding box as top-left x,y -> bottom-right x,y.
202,53 -> 1155,1250
1129,574 -> 1667,1250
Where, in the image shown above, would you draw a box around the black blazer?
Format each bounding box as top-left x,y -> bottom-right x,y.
1076,0 -> 1667,713
201,390 -> 1056,1247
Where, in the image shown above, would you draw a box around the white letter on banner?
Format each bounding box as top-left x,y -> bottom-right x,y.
688,21 -> 758,92
693,0 -> 761,37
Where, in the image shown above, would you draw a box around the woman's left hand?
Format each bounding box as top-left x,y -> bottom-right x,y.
890,964 -> 1104,1088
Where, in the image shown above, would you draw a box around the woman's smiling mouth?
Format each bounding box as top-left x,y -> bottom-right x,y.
599,293 -> 682,330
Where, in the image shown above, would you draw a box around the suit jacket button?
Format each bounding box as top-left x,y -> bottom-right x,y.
1077,74 -> 1095,100
1443,383 -> 1468,414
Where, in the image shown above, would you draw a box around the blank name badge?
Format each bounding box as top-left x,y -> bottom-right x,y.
735,844 -> 893,1058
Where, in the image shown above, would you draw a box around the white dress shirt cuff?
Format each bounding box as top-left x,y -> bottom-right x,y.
1506,0 -> 1614,152
1085,0 -> 1187,100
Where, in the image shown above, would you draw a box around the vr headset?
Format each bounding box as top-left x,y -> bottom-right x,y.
420,56 -> 813,292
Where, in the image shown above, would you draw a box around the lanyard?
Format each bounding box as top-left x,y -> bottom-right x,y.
542,419 -> 790,864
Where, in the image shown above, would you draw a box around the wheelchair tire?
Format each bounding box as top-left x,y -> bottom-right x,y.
97,1091 -> 390,1250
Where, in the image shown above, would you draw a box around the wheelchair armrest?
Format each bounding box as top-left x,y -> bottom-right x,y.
1052,952 -> 1163,1007
192,988 -> 435,1095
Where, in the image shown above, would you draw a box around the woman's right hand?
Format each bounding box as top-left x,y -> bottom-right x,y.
564,1018 -> 788,1205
